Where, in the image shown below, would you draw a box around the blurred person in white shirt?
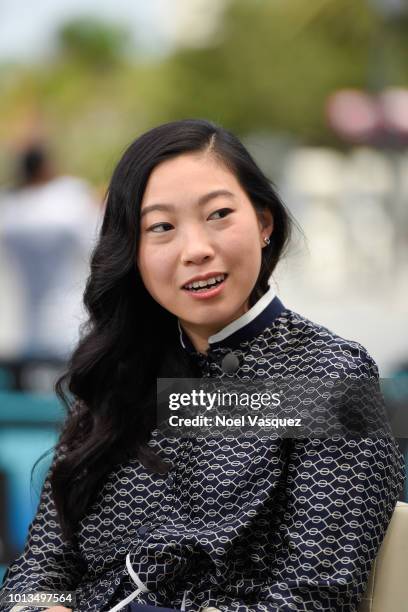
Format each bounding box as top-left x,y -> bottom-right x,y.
0,145 -> 102,361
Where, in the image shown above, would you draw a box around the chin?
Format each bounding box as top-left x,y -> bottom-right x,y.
178,296 -> 246,329
192,311 -> 237,330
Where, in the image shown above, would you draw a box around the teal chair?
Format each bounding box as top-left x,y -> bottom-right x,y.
0,392 -> 64,558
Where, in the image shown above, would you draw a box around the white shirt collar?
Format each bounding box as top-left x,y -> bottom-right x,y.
178,279 -> 281,352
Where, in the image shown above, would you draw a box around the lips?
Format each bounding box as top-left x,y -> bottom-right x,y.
182,273 -> 228,299
183,273 -> 227,291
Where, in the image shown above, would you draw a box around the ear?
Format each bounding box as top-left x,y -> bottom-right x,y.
257,208 -> 274,247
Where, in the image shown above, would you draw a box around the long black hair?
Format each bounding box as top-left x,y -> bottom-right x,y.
51,118 -> 293,540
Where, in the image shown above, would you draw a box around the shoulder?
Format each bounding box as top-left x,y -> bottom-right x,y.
271,306 -> 379,379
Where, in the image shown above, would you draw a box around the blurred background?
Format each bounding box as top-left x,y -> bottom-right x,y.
0,0 -> 407,581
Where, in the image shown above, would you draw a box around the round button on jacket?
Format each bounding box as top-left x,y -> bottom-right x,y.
220,352 -> 240,374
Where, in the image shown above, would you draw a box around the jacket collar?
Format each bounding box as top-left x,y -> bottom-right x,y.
178,281 -> 286,354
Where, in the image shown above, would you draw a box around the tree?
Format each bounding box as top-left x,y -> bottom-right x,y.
58,17 -> 130,69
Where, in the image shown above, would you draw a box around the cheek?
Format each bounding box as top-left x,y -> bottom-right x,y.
224,223 -> 262,263
138,243 -> 175,294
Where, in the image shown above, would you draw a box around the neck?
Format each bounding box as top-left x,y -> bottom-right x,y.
179,299 -> 250,355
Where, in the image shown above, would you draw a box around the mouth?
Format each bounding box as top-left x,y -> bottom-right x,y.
182,273 -> 228,295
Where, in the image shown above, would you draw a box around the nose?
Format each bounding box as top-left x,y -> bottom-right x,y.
180,227 -> 215,266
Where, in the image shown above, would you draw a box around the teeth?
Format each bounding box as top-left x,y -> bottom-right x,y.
185,274 -> 225,290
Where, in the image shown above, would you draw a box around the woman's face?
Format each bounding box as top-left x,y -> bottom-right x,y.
137,152 -> 273,340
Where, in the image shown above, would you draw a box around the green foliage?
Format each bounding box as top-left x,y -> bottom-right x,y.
0,1 -> 407,184
58,17 -> 130,68
158,0 -> 385,141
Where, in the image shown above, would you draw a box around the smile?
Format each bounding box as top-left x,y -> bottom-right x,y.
182,273 -> 228,299
184,274 -> 226,291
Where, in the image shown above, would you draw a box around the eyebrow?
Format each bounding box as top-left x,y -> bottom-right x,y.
140,189 -> 235,218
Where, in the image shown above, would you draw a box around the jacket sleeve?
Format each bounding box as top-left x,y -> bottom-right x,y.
0,407 -> 86,612
257,352 -> 405,612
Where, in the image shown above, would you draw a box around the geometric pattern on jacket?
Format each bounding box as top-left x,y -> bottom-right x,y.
1,287 -> 405,612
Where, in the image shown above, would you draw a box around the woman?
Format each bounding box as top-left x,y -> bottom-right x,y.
0,119 -> 404,612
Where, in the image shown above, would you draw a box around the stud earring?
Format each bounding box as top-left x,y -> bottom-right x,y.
263,236 -> 270,245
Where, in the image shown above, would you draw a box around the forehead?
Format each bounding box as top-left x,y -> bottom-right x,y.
141,152 -> 242,204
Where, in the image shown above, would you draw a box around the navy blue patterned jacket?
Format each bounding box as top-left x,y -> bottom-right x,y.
0,286 -> 405,612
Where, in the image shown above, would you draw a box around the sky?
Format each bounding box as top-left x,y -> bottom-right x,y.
0,0 -> 227,62
0,0 -> 171,61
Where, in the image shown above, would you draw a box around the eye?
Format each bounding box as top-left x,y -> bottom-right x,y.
147,222 -> 174,233
208,208 -> 233,220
